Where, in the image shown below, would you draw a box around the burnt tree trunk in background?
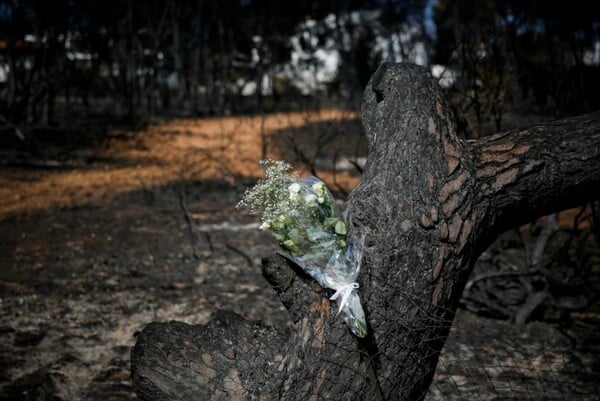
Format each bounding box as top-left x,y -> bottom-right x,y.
131,63 -> 600,400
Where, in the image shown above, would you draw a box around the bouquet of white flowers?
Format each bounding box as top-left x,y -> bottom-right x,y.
237,160 -> 367,337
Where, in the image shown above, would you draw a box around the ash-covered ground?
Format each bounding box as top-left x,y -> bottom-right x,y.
1,113 -> 598,400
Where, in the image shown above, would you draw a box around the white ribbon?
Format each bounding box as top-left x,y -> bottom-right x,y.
330,282 -> 360,316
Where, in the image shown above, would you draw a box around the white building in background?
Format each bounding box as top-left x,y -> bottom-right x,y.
238,10 -> 433,97
285,10 -> 431,95
431,64 -> 457,88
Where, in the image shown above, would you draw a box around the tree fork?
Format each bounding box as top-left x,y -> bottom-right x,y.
131,63 -> 600,400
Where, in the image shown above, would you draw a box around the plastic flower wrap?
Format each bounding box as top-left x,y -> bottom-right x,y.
237,160 -> 367,337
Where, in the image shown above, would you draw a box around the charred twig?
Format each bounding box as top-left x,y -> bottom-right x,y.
515,291 -> 548,325
525,214 -> 559,267
331,150 -> 349,197
178,188 -> 212,259
225,243 -> 253,267
0,115 -> 25,141
464,269 -> 543,293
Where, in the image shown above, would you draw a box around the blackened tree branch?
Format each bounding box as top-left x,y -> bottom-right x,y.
470,113 -> 600,235
131,63 -> 600,401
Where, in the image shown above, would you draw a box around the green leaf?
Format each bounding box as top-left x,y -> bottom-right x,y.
334,220 -> 347,235
281,239 -> 300,255
287,228 -> 305,244
353,317 -> 367,338
324,217 -> 339,229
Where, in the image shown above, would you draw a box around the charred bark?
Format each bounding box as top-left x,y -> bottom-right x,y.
131,63 -> 600,400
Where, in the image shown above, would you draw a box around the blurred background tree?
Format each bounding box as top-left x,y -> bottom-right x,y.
0,0 -> 598,132
0,0 -> 430,125
433,0 -> 600,137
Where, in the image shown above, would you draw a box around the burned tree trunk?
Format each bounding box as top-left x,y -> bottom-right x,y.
131,63 -> 600,400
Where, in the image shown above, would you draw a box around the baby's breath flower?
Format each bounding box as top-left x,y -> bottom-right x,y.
236,160 -> 295,223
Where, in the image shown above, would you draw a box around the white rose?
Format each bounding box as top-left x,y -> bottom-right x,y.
305,194 -> 317,203
288,183 -> 301,193
312,182 -> 325,193
289,182 -> 301,200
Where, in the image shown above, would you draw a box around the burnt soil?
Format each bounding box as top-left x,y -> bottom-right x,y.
1,112 -> 599,400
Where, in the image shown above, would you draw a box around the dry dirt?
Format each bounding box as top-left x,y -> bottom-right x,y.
0,110 -> 598,400
0,109 -> 364,400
